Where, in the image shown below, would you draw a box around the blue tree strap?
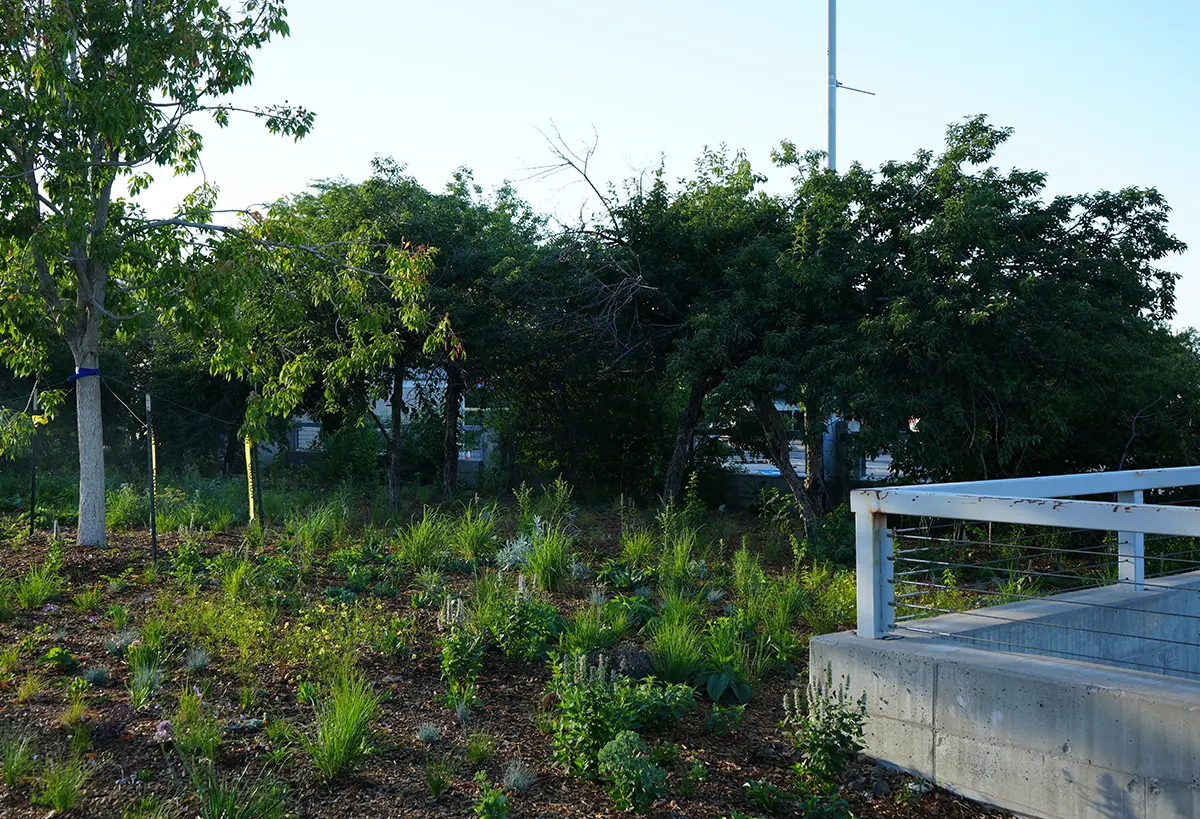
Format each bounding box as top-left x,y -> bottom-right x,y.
67,367 -> 100,382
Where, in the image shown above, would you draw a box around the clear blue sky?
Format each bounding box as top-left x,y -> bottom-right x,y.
140,0 -> 1200,330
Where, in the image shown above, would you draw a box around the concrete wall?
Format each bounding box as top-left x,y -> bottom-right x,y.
812,581 -> 1200,818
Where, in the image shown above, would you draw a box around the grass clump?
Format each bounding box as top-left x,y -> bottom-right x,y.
16,559 -> 63,609
647,616 -> 704,685
396,509 -> 449,571
465,731 -> 496,766
71,584 -> 105,613
451,501 -> 497,561
32,754 -> 90,813
1,733 -> 35,787
501,758 -> 536,793
302,671 -> 381,780
189,761 -> 287,819
526,525 -> 573,592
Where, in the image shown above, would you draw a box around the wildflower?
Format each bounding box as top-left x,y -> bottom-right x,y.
153,720 -> 173,744
43,604 -> 61,613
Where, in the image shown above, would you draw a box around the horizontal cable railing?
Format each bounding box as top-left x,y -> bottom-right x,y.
850,468 -> 1200,679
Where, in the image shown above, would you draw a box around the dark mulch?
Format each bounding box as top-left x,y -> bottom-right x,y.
0,528 -> 1009,818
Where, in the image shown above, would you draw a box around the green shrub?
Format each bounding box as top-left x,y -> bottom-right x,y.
439,599 -> 485,684
302,671 -> 381,780
494,588 -> 561,662
597,731 -> 667,814
782,667 -> 867,793
700,616 -> 769,704
548,655 -> 635,778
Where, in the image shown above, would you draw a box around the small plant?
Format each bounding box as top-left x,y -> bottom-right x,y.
417,722 -> 442,745
107,604 -> 130,630
396,508 -> 450,571
239,685 -> 257,711
471,770 -> 510,818
302,670 -> 381,780
16,671 -> 46,703
105,628 -> 138,658
1,733 -> 35,787
678,759 -> 707,797
494,584 -> 560,662
439,599 -> 484,684
548,655 -> 636,778
426,756 -> 452,798
447,679 -> 480,722
188,761 -> 286,819
798,793 -> 855,819
619,529 -> 657,569
82,665 -> 111,686
452,501 -> 498,561
782,668 -> 867,793
647,616 -> 704,684
127,645 -> 165,710
297,680 -> 321,705
122,795 -> 173,819
138,623 -> 168,657
501,758 -> 536,793
40,645 -> 79,672
32,755 -> 90,813
526,525 -> 573,591
465,731 -> 496,766
742,779 -> 791,814
16,560 -> 62,609
0,643 -> 20,675
597,731 -> 667,813
60,685 -> 89,726
705,703 -> 746,736
185,647 -> 211,674
559,603 -> 618,655
71,585 -> 105,613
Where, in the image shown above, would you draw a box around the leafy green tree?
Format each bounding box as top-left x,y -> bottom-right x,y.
226,159 -> 539,504
0,0 -> 312,544
767,116 -> 1195,486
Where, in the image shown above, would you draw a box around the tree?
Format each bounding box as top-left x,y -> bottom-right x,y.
230,160 -> 539,505
0,0 -> 312,544
768,116 -> 1195,486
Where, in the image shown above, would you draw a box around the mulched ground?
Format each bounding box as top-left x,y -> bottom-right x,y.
0,526 -> 1010,818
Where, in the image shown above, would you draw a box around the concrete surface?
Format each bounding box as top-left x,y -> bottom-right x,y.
811,576 -> 1200,819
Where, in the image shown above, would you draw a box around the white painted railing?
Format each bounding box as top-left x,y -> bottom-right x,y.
850,467 -> 1200,639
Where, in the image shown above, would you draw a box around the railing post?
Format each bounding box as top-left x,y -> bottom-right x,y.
1117,489 -> 1145,591
856,509 -> 894,638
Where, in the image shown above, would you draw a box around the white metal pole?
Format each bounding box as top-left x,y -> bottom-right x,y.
1117,489 -> 1146,590
827,0 -> 837,171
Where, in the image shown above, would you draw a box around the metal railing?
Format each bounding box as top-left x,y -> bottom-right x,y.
851,467 -> 1200,652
